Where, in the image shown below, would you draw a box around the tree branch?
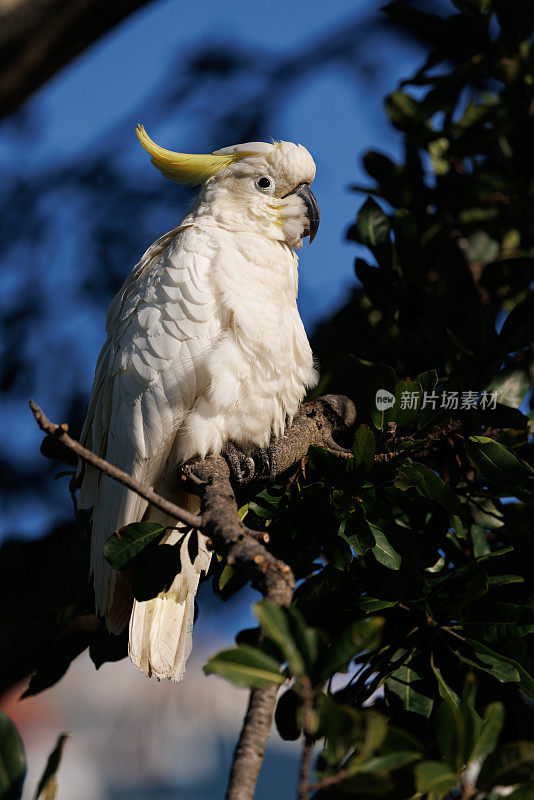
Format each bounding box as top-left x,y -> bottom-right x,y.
29,394 -> 356,800
297,676 -> 315,800
0,0 -> 157,119
29,400 -> 201,529
225,685 -> 280,800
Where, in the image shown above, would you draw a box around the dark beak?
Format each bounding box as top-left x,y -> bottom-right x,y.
286,183 -> 320,243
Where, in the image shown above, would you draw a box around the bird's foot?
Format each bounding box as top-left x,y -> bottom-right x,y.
258,442 -> 278,483
223,442 -> 256,485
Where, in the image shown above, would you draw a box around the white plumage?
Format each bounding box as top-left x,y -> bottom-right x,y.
78,132 -> 319,681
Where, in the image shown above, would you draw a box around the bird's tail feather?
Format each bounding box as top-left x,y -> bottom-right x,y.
128,492 -> 211,681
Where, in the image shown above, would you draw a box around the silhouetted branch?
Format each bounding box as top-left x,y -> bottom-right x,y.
0,0 -> 156,119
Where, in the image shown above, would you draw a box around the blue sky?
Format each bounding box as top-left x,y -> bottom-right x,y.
0,0 -> 424,540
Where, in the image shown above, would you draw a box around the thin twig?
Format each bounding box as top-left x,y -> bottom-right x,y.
309,767 -> 350,792
29,400 -> 201,528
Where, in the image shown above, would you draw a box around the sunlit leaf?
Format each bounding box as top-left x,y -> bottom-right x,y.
103,522 -> 166,571
203,645 -> 284,688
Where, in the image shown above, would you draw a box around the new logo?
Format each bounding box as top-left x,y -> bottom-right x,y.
375,389 -> 395,411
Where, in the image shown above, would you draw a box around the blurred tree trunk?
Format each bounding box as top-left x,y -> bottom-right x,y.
0,0 -> 155,119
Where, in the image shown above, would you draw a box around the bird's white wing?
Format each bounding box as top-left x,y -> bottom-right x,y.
78,225 -> 224,621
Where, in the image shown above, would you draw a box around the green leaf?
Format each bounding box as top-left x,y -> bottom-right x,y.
215,563 -> 248,600
319,696 -> 363,764
431,662 -> 460,709
203,645 -> 284,688
435,700 -> 464,773
478,742 -> 534,790
471,524 -> 490,558
254,600 -> 308,677
394,462 -> 464,515
368,363 -> 397,430
352,425 -> 376,472
415,761 -> 458,795
342,709 -> 389,773
499,295 -> 534,353
354,711 -> 389,765
353,597 -> 398,614
467,702 -> 505,772
248,487 -> 286,519
466,436 -> 530,492
317,618 -> 383,683
103,522 -> 166,571
34,734 -> 68,800
338,513 -> 375,556
465,639 -> 534,691
0,713 -> 25,800
394,378 -> 423,430
357,751 -> 422,774
370,524 -> 401,570
487,368 -> 530,409
353,198 -> 390,248
416,370 -> 439,394
386,654 -> 433,717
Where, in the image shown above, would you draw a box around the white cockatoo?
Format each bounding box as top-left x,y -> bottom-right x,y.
77,125 -> 320,681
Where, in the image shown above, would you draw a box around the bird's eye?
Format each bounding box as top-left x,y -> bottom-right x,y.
255,176 -> 274,193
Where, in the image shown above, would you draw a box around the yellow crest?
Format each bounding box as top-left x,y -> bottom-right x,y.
136,124 -> 241,185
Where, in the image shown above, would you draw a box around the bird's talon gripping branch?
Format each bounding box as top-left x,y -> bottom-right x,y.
258,442 -> 278,483
223,442 -> 256,485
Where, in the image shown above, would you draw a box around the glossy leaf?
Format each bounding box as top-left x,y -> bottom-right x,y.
466,436 -> 530,492
203,645 -> 284,688
386,655 -> 433,717
370,525 -> 401,570
103,522 -> 166,571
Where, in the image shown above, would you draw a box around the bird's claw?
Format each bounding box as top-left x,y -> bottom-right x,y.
258,442 -> 278,483
223,442 -> 255,485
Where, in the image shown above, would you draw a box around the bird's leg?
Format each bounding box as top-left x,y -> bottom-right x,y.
222,441 -> 256,485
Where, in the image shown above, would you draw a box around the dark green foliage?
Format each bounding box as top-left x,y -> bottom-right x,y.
0,713 -> 25,800
203,2 -> 534,797
0,720 -> 68,800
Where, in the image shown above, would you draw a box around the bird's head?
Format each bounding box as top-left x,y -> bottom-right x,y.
136,125 -> 319,250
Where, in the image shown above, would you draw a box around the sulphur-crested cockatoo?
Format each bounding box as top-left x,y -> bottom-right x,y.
78,125 -> 320,681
